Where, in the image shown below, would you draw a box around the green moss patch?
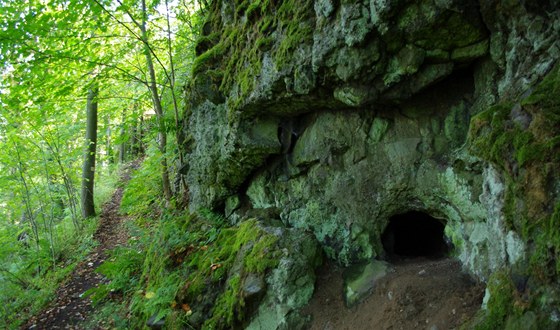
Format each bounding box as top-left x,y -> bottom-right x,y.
190,0 -> 314,111
92,207 -> 281,329
467,65 -> 560,327
472,270 -> 534,330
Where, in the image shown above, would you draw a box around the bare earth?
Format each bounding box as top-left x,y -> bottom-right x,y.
304,257 -> 485,330
22,164 -> 137,330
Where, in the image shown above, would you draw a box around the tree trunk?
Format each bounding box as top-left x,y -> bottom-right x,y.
137,114 -> 145,155
119,109 -> 126,163
81,86 -> 98,218
140,0 -> 172,202
105,115 -> 113,164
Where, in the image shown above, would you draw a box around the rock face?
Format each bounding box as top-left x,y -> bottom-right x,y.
343,259 -> 392,308
181,0 -> 560,327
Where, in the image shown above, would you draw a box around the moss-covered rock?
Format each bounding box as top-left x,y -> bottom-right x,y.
467,64 -> 560,327
183,0 -> 495,210
180,0 -> 560,327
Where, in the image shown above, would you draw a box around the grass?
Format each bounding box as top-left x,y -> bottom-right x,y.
88,150 -> 283,329
0,160 -> 123,329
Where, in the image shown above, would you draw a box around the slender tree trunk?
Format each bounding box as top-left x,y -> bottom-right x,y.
14,142 -> 40,251
130,121 -> 137,157
81,86 -> 98,218
165,0 -> 188,198
41,155 -> 57,265
138,114 -> 145,155
105,115 -> 113,164
119,109 -> 126,163
140,0 -> 172,201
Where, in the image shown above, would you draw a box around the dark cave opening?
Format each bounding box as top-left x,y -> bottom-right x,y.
382,211 -> 450,259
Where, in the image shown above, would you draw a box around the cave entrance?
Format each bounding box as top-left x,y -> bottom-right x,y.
382,211 -> 449,260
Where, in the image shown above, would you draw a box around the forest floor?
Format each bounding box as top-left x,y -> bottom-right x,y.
304,257 -> 485,330
22,163 -> 138,330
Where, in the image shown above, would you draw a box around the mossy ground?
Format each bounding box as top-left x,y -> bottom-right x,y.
89,155 -> 282,329
468,65 -> 560,328
92,213 -> 281,329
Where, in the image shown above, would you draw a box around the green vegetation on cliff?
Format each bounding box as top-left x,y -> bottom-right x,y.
192,0 -> 314,110
468,65 -> 560,328
89,152 -> 282,329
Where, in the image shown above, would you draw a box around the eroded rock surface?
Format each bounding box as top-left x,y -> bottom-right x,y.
181,0 -> 560,328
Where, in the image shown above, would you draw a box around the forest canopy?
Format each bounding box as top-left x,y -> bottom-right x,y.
0,0 -> 205,327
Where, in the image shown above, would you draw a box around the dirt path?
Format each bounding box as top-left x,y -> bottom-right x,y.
304,258 -> 485,330
23,164 -> 138,330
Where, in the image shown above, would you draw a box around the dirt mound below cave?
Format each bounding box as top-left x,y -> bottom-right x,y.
304,258 -> 485,330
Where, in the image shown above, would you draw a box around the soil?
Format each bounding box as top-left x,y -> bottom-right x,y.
22,162 -> 139,330
303,257 -> 485,330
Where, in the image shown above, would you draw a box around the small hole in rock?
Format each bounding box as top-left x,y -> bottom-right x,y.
382,211 -> 450,260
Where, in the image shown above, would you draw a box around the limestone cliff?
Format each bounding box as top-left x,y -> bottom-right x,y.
181,0 -> 560,328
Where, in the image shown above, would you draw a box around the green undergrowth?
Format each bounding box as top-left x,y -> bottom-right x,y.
469,270 -> 525,330
0,163 -> 124,329
0,208 -> 99,329
90,210 -> 281,329
191,0 -> 314,110
90,155 -> 282,329
470,63 -> 560,169
120,147 -> 163,216
467,65 -> 560,328
0,161 -> 125,329
94,163 -> 121,214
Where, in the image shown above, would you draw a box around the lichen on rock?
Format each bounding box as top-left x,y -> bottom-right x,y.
181,0 -> 560,327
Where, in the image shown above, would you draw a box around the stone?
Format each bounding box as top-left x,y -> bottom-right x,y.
368,117 -> 390,143
242,273 -> 266,298
333,85 -> 373,106
334,44 -> 380,82
314,0 -> 334,18
225,195 -> 240,218
343,259 -> 392,307
369,0 -> 403,34
183,0 -> 560,326
340,2 -> 372,47
247,228 -> 321,330
293,65 -> 315,94
146,314 -> 165,329
510,103 -> 532,129
505,231 -> 526,266
383,45 -> 426,86
425,49 -> 450,63
451,39 -> 489,62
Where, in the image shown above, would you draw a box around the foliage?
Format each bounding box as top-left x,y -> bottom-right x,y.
0,217 -> 98,329
473,271 -> 517,330
90,155 -> 282,328
120,145 -> 163,216
94,164 -> 122,214
0,0 -> 205,328
94,212 -> 281,328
